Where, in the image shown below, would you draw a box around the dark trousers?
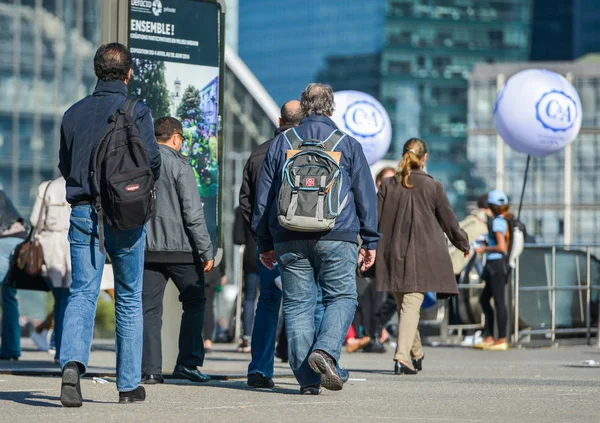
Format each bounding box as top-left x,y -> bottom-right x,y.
375,292 -> 398,335
353,278 -> 386,338
142,262 -> 206,375
480,259 -> 509,339
204,285 -> 216,341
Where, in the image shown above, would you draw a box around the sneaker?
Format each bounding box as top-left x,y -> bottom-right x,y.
60,362 -> 83,407
247,373 -> 275,389
237,339 -> 251,353
31,330 -> 50,352
119,385 -> 146,404
308,350 -> 343,391
300,384 -> 322,395
339,368 -> 350,384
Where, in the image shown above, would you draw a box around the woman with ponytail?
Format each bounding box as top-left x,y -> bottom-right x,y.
376,138 -> 470,375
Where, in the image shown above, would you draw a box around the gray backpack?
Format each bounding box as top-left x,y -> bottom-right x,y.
278,128 -> 348,232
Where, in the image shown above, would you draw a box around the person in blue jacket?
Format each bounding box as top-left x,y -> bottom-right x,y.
253,83 -> 380,395
475,189 -> 511,351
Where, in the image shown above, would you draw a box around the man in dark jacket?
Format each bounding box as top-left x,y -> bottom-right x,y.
253,84 -> 380,394
239,100 -> 303,388
142,117 -> 214,385
58,43 -> 161,407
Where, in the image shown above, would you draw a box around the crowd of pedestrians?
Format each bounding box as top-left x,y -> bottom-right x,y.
0,42 -> 521,406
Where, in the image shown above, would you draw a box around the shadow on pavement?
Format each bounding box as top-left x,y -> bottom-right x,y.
0,391 -> 62,408
165,379 -> 301,395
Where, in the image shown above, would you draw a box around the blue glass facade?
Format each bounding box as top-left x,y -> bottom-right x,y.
382,0 -> 533,214
0,0 -> 100,214
238,0 -> 386,106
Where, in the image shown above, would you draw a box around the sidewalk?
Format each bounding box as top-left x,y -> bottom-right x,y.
1,339 -> 599,422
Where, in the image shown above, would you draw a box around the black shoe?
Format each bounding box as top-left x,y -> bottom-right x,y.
394,360 -> 418,375
363,340 -> 386,353
119,385 -> 146,404
173,364 -> 211,383
339,368 -> 350,384
0,356 -> 18,361
300,384 -> 322,395
412,354 -> 424,372
61,361 -> 83,408
142,374 -> 165,385
308,350 -> 343,391
247,373 -> 275,389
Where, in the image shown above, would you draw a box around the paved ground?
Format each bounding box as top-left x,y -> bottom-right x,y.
1,339 -> 599,422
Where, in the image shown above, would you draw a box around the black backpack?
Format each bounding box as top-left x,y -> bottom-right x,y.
89,97 -> 156,252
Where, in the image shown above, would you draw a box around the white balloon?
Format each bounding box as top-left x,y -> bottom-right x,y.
494,69 -> 582,157
332,91 -> 392,165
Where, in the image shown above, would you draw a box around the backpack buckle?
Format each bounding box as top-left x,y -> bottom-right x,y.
318,187 -> 325,196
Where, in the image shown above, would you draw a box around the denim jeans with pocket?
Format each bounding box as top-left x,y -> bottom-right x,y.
0,236 -> 24,358
275,240 -> 358,388
60,205 -> 145,392
248,255 -> 282,379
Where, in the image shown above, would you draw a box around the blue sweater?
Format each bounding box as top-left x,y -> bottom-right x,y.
252,114 -> 381,252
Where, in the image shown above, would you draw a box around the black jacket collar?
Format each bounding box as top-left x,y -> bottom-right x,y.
93,80 -> 128,96
274,124 -> 295,136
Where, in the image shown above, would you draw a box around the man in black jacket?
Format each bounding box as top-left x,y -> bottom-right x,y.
239,100 -> 303,388
142,117 -> 214,385
58,43 -> 161,407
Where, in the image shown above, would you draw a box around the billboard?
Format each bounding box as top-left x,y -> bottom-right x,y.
128,0 -> 224,250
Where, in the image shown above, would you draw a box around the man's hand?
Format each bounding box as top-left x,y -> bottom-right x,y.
259,250 -> 277,270
359,249 -> 376,273
203,259 -> 214,273
464,249 -> 471,258
220,275 -> 228,286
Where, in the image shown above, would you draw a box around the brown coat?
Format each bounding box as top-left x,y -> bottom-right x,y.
376,170 -> 470,295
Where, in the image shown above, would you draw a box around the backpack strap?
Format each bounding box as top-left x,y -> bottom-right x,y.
322,130 -> 346,151
282,128 -> 303,149
123,96 -> 140,119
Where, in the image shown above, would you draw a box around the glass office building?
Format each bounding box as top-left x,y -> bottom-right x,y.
382,0 -> 533,214
0,0 -> 100,215
468,59 -> 600,247
238,0 -> 386,106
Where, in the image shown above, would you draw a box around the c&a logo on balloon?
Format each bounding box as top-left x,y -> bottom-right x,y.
343,101 -> 385,138
535,90 -> 578,132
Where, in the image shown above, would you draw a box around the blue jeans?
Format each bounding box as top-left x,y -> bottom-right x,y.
275,240 -> 358,388
242,272 -> 259,341
248,257 -> 282,379
50,286 -> 69,360
0,237 -> 24,358
60,205 -> 145,392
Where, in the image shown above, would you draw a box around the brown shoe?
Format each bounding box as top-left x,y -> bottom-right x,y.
346,336 -> 371,353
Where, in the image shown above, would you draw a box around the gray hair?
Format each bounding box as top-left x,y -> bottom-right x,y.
300,83 -> 335,116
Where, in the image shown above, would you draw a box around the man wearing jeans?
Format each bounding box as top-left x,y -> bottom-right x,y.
58,43 -> 161,407
239,100 -> 304,388
253,84 -> 380,394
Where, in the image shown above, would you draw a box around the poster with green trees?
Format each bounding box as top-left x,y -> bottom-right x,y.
129,58 -> 170,120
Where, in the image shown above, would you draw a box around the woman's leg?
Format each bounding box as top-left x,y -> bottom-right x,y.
479,274 -> 495,341
488,260 -> 508,343
393,292 -> 425,367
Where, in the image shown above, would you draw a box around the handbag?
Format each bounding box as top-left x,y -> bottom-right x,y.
15,182 -> 51,277
5,182 -> 52,292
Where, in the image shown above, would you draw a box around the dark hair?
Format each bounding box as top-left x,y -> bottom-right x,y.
155,117 -> 183,143
477,194 -> 489,210
94,43 -> 133,82
395,138 -> 428,189
280,101 -> 304,126
490,203 -> 511,217
301,83 -> 335,116
376,167 -> 395,186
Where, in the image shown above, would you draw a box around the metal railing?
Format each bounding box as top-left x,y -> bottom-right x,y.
513,245 -> 600,347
